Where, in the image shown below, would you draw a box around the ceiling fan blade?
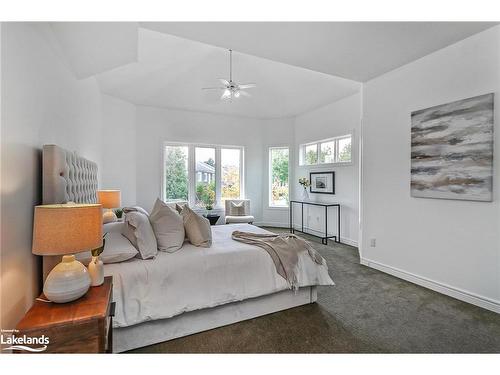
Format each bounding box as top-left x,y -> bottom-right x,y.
240,90 -> 251,97
202,87 -> 225,90
238,83 -> 256,89
219,78 -> 230,86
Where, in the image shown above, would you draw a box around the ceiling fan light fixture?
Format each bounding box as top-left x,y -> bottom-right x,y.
202,49 -> 257,101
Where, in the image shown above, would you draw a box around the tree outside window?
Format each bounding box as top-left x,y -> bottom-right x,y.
270,148 -> 289,207
164,146 -> 188,201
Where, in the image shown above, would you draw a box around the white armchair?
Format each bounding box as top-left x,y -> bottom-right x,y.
225,199 -> 255,224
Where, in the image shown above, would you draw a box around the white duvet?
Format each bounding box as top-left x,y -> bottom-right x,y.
105,224 -> 334,328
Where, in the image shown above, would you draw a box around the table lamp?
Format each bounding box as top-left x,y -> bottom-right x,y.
32,204 -> 103,303
97,190 -> 121,224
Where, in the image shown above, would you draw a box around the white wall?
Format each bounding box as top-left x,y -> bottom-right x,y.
1,23 -> 104,329
101,94 -> 137,206
135,106 -> 266,220
361,26 -> 500,312
292,93 -> 361,246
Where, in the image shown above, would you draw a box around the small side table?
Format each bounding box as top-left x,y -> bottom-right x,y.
204,214 -> 220,226
14,276 -> 114,353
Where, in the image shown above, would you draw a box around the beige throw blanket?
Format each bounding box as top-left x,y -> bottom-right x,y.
231,231 -> 326,290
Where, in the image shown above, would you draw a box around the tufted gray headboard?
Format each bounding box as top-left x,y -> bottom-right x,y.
43,144 -> 98,204
41,145 -> 99,280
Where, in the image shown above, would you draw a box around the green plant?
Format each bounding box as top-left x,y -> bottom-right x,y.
114,208 -> 123,218
196,181 -> 216,209
298,177 -> 310,187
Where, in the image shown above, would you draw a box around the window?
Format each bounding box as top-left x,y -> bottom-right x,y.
299,134 -> 352,165
221,148 -> 241,200
164,145 -> 189,201
163,143 -> 243,208
320,140 -> 335,164
269,147 -> 289,207
195,147 -> 216,207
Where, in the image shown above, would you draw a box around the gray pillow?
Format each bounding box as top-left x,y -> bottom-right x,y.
123,211 -> 158,259
150,198 -> 185,253
123,206 -> 149,216
76,232 -> 138,264
181,206 -> 212,247
230,201 -> 245,216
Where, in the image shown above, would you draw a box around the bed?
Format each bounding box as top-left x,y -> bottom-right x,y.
41,144 -> 334,353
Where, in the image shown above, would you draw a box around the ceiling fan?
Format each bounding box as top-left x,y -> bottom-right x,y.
202,49 -> 256,100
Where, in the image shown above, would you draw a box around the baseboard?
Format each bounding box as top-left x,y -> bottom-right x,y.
255,222 -> 358,247
360,257 -> 500,314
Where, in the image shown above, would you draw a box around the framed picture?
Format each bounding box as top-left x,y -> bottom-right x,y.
411,93 -> 494,201
310,172 -> 335,194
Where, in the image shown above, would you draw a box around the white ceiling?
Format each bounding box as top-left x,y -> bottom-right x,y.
94,28 -> 361,119
50,22 -> 138,79
141,22 -> 498,82
45,22 -> 497,119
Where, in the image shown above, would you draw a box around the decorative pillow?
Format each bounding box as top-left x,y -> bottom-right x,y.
230,201 -> 245,216
76,232 -> 138,265
181,206 -> 212,247
123,211 -> 158,259
149,198 -> 185,253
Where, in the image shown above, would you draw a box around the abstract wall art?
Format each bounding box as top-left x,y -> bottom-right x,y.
411,93 -> 494,202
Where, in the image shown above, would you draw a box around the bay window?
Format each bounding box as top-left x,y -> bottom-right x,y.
163,142 -> 243,208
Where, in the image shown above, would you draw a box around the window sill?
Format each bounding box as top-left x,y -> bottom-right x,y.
298,161 -> 353,168
267,206 -> 289,210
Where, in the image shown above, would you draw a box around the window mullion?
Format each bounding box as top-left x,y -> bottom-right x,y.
188,145 -> 196,206
215,147 -> 222,207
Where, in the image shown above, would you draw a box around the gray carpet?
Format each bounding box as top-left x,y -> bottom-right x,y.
129,227 -> 500,353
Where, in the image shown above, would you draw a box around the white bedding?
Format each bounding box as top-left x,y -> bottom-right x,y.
105,224 -> 334,328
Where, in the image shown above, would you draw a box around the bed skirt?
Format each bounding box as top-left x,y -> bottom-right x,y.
113,286 -> 317,353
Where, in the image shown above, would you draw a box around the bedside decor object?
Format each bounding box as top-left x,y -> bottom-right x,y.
310,172 -> 335,194
32,204 -> 103,303
88,235 -> 106,286
411,93 -> 494,201
97,190 -> 121,223
299,177 -> 310,201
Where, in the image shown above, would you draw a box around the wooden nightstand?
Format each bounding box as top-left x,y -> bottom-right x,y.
15,276 -> 114,353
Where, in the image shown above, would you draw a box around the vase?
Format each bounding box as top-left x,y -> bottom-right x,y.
44,255 -> 90,303
302,187 -> 310,201
88,256 -> 104,287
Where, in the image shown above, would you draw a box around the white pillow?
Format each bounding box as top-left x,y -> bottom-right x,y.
150,198 -> 185,253
123,211 -> 158,259
103,221 -> 126,234
76,232 -> 138,265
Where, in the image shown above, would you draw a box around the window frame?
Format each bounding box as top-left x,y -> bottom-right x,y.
299,133 -> 353,167
162,141 -> 244,208
268,146 -> 290,209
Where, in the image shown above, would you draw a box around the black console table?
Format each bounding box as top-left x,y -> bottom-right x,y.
289,200 -> 340,245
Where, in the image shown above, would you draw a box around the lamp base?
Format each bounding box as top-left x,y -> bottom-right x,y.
44,255 -> 91,303
102,209 -> 117,224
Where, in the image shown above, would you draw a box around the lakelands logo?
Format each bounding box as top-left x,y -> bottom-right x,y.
1,329 -> 49,352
